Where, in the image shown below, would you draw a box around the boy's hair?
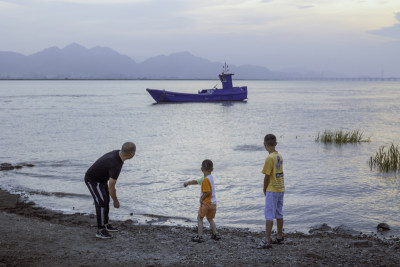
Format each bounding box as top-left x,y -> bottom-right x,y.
264,134 -> 277,147
202,159 -> 213,171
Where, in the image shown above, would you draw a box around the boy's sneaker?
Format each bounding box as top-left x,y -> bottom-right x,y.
271,237 -> 284,244
211,233 -> 221,240
191,235 -> 204,243
96,228 -> 112,239
105,224 -> 118,232
255,239 -> 272,249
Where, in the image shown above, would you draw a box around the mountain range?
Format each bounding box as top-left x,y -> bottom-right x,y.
0,43 -> 327,79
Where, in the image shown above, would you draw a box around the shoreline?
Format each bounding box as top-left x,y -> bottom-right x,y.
1,189 -> 400,266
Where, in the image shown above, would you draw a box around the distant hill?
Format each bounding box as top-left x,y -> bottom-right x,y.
0,43 -> 278,79
0,43 -> 139,79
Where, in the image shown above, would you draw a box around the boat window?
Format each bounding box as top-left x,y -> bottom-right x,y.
219,75 -> 226,82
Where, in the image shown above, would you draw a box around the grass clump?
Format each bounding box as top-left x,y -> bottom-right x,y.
368,144 -> 400,174
315,129 -> 369,144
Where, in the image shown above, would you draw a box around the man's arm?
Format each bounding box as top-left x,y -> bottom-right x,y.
109,178 -> 120,208
263,174 -> 270,196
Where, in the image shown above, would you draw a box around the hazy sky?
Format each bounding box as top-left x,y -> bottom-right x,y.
1,0 -> 399,76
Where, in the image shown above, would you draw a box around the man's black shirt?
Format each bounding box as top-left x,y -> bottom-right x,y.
85,150 -> 124,183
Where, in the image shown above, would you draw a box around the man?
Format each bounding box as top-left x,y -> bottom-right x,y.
84,142 -> 136,239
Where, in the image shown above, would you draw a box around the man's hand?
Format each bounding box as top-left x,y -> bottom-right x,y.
114,199 -> 120,208
109,178 -> 119,208
184,182 -> 188,187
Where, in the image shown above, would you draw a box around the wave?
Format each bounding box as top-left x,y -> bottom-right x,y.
140,213 -> 192,222
27,190 -> 90,199
0,94 -> 107,99
233,145 -> 264,151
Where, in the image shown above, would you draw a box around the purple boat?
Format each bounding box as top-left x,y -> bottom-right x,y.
146,64 -> 247,103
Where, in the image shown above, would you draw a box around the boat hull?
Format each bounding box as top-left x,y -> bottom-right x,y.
146,87 -> 247,103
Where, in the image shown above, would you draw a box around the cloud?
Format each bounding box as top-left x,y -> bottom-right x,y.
297,5 -> 313,9
41,0 -> 149,3
0,1 -> 19,8
369,12 -> 400,39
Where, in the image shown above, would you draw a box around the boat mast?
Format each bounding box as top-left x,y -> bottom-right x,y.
223,62 -> 229,74
220,62 -> 234,89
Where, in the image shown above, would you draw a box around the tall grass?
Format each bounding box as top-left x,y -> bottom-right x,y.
368,144 -> 400,174
315,129 -> 369,144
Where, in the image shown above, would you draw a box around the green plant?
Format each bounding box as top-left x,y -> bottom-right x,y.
315,129 -> 369,144
368,144 -> 400,173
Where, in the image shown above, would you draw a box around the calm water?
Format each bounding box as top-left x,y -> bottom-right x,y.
0,79 -> 399,236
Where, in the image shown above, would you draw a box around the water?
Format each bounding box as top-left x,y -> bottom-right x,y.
0,79 -> 399,236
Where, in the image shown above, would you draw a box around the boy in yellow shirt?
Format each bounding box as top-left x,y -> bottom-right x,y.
257,134 -> 285,249
184,159 -> 221,243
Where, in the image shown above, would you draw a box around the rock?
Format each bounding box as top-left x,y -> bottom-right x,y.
334,224 -> 360,236
352,240 -> 373,248
0,162 -> 35,171
304,248 -> 324,259
23,163 -> 35,167
377,223 -> 390,231
309,223 -> 332,234
247,236 -> 255,242
0,163 -> 14,171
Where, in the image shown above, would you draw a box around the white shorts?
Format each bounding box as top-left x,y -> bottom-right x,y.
264,191 -> 284,221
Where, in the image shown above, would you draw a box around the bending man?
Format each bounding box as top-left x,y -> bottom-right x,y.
84,142 -> 136,239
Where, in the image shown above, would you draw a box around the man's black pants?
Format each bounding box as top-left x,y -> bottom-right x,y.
85,179 -> 110,229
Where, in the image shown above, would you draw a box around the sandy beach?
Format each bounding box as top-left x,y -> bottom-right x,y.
0,189 -> 399,267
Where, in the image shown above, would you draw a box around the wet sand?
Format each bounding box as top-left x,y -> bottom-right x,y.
1,189 -> 399,266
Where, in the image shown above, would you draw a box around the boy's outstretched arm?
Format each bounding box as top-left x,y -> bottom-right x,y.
184,180 -> 198,187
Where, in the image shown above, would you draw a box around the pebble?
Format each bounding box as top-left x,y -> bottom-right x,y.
352,240 -> 373,248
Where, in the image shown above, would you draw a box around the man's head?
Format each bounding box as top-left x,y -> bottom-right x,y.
120,142 -> 136,160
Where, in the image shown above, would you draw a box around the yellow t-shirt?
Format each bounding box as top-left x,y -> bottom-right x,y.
262,152 -> 285,192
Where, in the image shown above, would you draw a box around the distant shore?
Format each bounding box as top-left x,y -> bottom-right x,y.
1,188 -> 399,266
1,77 -> 400,81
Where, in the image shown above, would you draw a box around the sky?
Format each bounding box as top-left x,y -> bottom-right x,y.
1,0 -> 399,77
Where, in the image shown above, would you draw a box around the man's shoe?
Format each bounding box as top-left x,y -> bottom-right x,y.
105,224 -> 118,232
96,228 -> 112,239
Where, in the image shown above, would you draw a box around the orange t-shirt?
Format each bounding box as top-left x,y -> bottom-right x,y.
201,177 -> 213,204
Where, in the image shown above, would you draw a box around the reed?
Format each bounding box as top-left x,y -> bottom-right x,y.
315,129 -> 369,144
368,144 -> 400,173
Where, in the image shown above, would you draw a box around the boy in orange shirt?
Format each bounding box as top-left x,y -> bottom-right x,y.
184,159 -> 221,242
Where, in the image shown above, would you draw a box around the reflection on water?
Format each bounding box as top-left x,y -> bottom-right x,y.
0,80 -> 399,236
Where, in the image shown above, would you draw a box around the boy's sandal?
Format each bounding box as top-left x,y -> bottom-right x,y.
255,239 -> 272,249
271,237 -> 284,244
211,233 -> 221,240
191,235 -> 204,243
